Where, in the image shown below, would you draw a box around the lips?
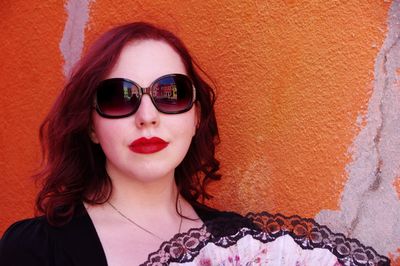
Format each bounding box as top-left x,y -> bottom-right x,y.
129,137 -> 169,154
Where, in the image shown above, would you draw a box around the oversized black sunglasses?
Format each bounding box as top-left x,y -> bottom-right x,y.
94,74 -> 196,118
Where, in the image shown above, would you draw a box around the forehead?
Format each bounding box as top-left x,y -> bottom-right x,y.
107,39 -> 187,87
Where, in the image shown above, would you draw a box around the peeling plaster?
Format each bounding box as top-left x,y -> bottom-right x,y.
60,0 -> 92,77
316,0 -> 400,259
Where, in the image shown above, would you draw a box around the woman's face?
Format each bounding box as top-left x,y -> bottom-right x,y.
90,40 -> 198,183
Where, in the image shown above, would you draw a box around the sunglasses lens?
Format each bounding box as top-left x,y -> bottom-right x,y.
152,75 -> 194,113
96,79 -> 140,117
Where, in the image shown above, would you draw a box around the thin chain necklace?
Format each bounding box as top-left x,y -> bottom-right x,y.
107,199 -> 183,242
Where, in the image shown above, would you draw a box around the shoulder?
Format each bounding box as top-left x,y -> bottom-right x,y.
0,205 -> 107,266
1,216 -> 49,247
192,201 -> 243,221
192,202 -> 256,237
0,216 -> 50,265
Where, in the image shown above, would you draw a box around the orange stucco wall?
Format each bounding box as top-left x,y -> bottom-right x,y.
1,0 -> 399,263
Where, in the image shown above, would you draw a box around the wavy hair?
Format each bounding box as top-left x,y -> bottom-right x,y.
35,22 -> 220,225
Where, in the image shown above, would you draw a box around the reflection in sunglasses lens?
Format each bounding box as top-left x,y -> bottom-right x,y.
154,77 -> 192,113
97,80 -> 139,116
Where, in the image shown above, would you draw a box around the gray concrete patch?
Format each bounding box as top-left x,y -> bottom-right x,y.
316,0 -> 400,259
60,0 -> 93,77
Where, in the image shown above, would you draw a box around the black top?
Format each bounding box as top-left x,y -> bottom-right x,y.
0,202 -> 242,266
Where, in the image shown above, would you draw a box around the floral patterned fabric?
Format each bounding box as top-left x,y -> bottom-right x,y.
141,212 -> 390,266
176,235 -> 340,266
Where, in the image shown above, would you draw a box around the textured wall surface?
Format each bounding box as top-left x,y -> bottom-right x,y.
1,0 -> 399,263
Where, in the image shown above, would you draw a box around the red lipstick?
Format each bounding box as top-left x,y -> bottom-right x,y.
129,137 -> 168,154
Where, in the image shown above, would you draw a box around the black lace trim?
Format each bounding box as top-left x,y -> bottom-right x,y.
141,212 -> 390,266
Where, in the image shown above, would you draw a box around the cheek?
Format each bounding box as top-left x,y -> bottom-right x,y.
174,114 -> 197,158
174,111 -> 197,138
91,116 -> 126,151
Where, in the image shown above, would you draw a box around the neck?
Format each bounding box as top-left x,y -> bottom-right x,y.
106,165 -> 179,217
111,178 -> 178,214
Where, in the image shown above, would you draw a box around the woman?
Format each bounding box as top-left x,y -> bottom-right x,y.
0,22 -> 239,266
0,22 -> 390,266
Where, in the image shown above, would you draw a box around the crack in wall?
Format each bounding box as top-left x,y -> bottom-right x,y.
368,38 -> 398,194
60,0 -> 93,78
316,0 -> 400,259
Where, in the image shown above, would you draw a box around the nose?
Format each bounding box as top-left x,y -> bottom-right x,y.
134,95 -> 160,128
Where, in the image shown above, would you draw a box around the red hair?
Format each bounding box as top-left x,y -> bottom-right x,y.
35,22 -> 220,225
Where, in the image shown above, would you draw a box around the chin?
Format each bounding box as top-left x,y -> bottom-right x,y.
129,168 -> 176,183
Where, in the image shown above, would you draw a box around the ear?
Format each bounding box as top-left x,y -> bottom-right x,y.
89,125 -> 100,144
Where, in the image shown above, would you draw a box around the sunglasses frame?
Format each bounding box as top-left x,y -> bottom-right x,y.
94,73 -> 197,119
